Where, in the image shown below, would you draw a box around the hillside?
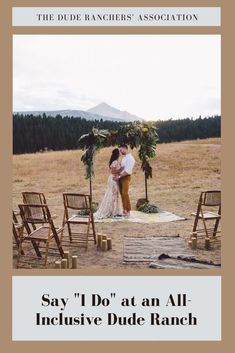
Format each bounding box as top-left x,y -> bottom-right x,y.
14,102 -> 142,122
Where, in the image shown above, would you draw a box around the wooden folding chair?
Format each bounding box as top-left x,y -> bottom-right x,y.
13,211 -> 24,255
63,193 -> 96,250
191,190 -> 221,239
13,209 -> 20,223
22,192 -> 47,230
17,204 -> 64,268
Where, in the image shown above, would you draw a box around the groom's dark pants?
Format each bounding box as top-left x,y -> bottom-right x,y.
119,175 -> 131,212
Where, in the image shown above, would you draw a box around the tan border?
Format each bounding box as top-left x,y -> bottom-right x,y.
1,0 -> 234,351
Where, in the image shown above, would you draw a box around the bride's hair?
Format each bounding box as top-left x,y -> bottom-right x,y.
109,148 -> 120,167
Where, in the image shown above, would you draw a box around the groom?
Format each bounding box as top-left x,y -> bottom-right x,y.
113,144 -> 135,216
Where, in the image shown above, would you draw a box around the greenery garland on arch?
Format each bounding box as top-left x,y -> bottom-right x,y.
79,121 -> 158,202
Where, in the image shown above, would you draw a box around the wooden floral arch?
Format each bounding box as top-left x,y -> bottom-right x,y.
78,121 -> 158,202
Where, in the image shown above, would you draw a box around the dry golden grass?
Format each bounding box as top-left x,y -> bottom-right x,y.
13,137 -> 221,269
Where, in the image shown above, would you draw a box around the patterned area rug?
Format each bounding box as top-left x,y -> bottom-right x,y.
123,236 -> 220,268
94,210 -> 186,224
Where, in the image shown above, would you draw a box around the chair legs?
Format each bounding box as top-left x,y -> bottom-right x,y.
192,216 -> 199,233
91,214 -> 96,244
17,230 -> 64,269
193,215 -> 221,239
17,237 -> 24,269
63,221 -> 93,250
67,223 -> 73,242
85,221 -> 91,251
213,206 -> 221,237
44,231 -> 51,268
13,224 -> 25,255
201,212 -> 209,238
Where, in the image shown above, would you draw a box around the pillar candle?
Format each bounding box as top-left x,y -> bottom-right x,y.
55,261 -> 61,269
107,238 -> 112,250
102,234 -> 107,241
101,239 -> 108,251
61,258 -> 68,269
64,251 -> 70,267
205,237 -> 211,250
72,255 -> 78,269
191,237 -> 197,250
97,233 -> 103,248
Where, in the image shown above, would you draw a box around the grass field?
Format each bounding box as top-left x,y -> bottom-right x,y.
13,137 -> 221,269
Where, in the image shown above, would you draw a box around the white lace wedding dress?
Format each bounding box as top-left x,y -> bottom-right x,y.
94,160 -> 123,219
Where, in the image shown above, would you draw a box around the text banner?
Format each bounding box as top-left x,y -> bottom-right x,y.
12,276 -> 221,341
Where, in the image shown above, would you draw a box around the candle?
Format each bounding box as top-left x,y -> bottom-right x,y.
191,237 -> 197,250
205,237 -> 211,250
101,239 -> 108,251
61,258 -> 68,269
55,261 -> 61,269
107,238 -> 112,250
72,255 -> 78,269
97,233 -> 103,248
188,240 -> 192,248
102,234 -> 107,241
64,251 -> 70,267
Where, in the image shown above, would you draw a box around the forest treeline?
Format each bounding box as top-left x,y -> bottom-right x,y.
13,114 -> 221,154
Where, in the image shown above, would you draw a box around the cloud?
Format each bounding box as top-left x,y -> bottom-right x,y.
13,35 -> 221,119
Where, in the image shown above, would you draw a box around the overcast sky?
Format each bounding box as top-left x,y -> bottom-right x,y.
13,35 -> 220,120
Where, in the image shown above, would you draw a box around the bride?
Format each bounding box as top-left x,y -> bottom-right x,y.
94,148 -> 123,219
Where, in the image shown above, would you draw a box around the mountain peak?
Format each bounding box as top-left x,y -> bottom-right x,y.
88,102 -> 142,122
96,102 -> 112,108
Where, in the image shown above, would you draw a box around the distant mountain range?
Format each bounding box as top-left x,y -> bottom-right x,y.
14,102 -> 143,122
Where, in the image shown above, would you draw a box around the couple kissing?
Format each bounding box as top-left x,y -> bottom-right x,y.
95,144 -> 135,219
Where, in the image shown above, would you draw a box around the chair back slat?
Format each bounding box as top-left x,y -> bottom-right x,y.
202,191 -> 221,206
22,192 -> 46,205
63,193 -> 89,210
19,204 -> 49,224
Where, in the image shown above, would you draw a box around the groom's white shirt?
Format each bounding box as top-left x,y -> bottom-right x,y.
121,153 -> 135,175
